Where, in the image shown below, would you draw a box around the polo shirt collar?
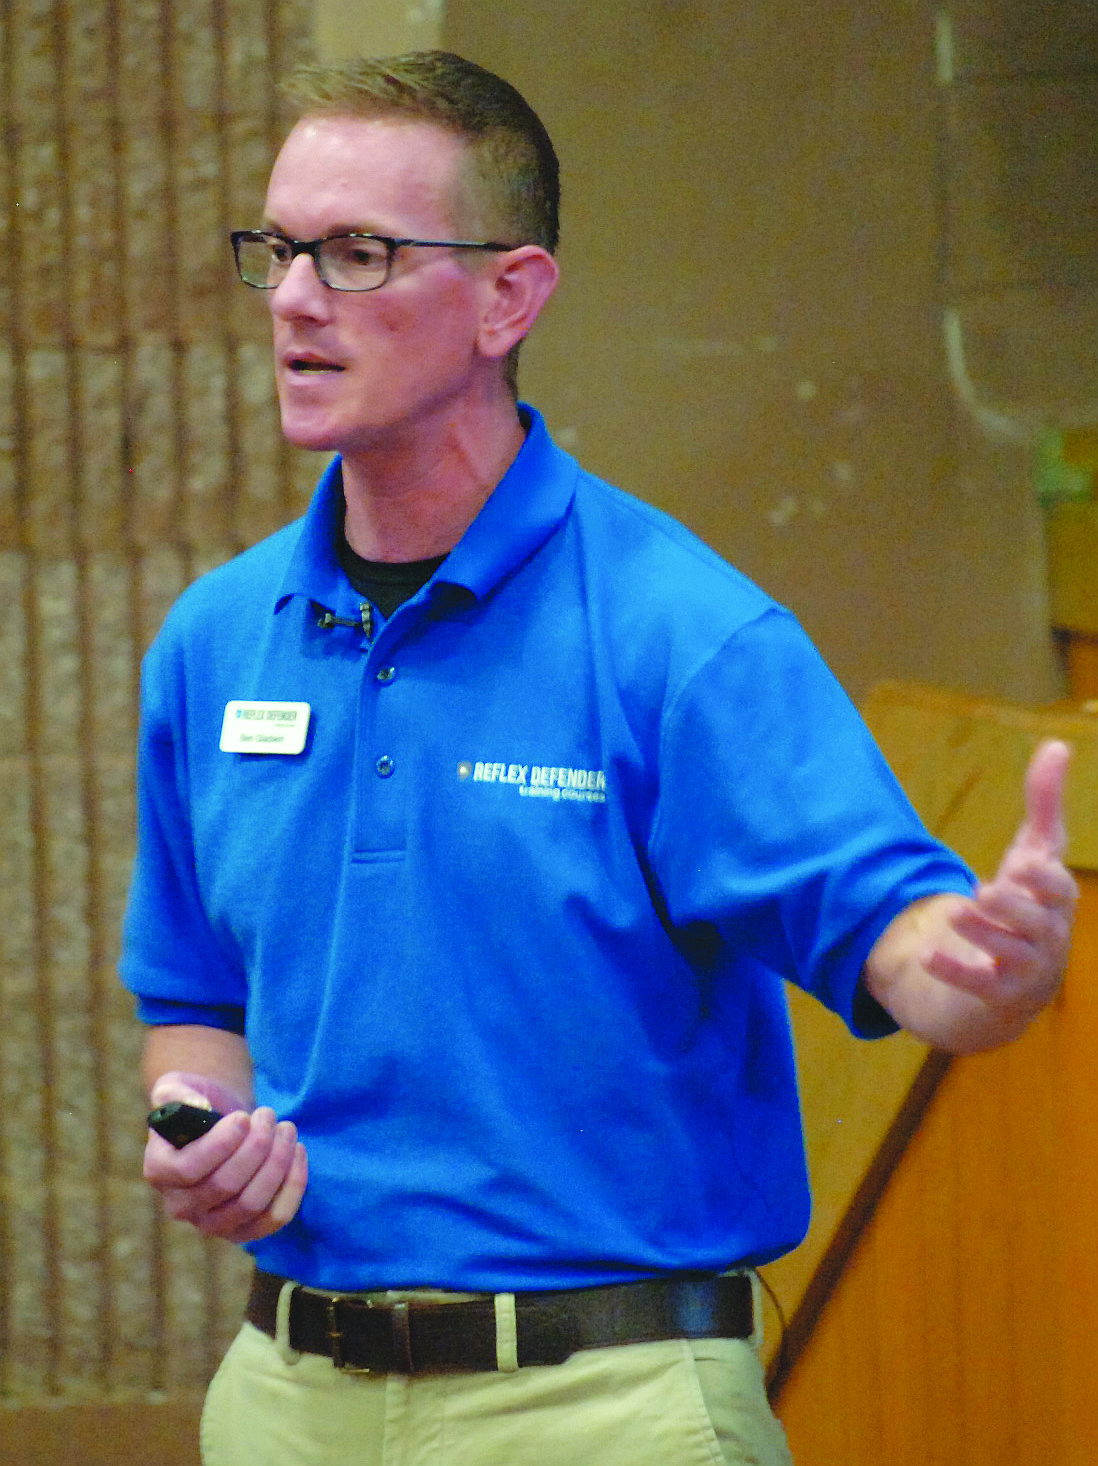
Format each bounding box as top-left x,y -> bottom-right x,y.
435,405 -> 577,599
274,454 -> 354,618
274,405 -> 578,615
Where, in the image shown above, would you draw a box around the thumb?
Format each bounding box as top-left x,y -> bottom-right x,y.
1019,738 -> 1071,857
149,1071 -> 249,1115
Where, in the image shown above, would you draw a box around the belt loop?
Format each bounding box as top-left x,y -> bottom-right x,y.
746,1271 -> 763,1351
494,1292 -> 519,1372
275,1280 -> 302,1366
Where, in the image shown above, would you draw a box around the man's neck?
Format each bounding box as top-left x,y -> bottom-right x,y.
340,398 -> 527,563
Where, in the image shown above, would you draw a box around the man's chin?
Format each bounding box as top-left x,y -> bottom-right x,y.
277,413 -> 346,455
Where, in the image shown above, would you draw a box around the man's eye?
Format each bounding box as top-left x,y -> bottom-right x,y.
343,241 -> 386,267
266,238 -> 293,264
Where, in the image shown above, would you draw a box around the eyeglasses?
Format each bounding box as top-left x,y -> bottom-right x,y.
230,230 -> 518,293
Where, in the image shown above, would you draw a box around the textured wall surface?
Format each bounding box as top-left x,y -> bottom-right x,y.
938,0 -> 1098,438
0,0 -> 314,1403
444,0 -> 1079,706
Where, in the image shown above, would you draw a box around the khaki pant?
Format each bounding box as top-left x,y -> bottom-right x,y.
200,1319 -> 794,1466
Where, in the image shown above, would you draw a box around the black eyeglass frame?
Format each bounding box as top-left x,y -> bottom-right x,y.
230,229 -> 519,292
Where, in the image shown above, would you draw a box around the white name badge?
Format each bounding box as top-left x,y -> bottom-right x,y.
220,701 -> 311,755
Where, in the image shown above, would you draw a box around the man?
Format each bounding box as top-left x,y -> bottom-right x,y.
122,51 -> 1076,1466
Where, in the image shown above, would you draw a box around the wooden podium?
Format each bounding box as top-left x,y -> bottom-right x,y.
769,681 -> 1098,1466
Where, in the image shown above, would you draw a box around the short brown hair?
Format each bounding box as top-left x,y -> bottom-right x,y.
281,51 -> 560,254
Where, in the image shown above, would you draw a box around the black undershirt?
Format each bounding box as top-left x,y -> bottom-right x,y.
336,522 -> 448,619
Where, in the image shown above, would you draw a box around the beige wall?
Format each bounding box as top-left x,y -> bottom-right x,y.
316,0 -> 443,56
444,0 -> 1086,704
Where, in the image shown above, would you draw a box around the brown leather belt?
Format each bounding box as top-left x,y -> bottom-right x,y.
246,1267 -> 754,1374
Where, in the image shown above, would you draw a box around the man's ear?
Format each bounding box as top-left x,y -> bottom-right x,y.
476,246 -> 560,362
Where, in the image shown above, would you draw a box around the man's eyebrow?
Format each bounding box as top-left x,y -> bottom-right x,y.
259,220 -> 390,238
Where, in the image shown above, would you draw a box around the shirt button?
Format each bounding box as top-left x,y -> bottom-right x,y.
375,755 -> 395,778
376,665 -> 396,683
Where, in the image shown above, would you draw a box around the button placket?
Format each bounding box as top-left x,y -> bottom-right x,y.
354,633 -> 408,854
373,664 -> 397,778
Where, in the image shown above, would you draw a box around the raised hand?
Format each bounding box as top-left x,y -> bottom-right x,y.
866,739 -> 1078,1051
925,739 -> 1077,1017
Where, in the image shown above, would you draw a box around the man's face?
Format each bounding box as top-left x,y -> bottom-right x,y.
261,115 -> 496,458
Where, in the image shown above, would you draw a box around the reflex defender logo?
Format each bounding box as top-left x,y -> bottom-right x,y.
457,760 -> 607,804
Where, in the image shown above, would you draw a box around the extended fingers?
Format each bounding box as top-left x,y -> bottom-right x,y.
958,873 -> 1076,941
930,869 -> 1074,1011
930,741 -> 1076,1016
964,860 -> 1077,965
995,839 -> 1080,911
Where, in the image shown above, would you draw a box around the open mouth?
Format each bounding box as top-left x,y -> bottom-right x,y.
289,357 -> 345,374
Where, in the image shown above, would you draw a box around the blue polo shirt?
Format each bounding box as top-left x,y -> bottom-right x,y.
121,406 -> 974,1291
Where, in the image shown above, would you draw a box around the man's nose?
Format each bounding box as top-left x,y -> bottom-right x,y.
270,252 -> 331,317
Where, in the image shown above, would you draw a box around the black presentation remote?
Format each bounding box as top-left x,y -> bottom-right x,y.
147,1101 -> 224,1148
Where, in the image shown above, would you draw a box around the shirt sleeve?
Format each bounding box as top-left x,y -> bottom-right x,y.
648,607 -> 976,1037
119,636 -> 250,1026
